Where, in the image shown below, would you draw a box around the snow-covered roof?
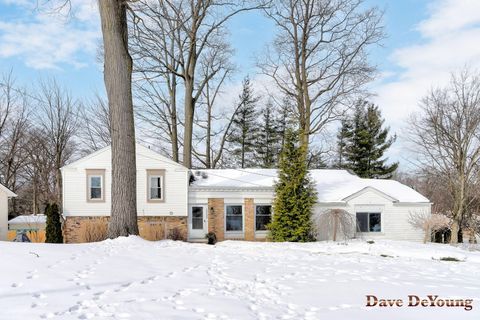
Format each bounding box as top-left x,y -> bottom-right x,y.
8,214 -> 46,225
189,169 -> 430,203
0,183 -> 16,197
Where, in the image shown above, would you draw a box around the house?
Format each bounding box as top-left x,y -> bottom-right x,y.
61,144 -> 431,243
8,214 -> 46,242
0,183 -> 17,241
61,144 -> 189,243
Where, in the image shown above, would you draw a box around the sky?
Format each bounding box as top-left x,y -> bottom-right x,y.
1,0 -> 480,169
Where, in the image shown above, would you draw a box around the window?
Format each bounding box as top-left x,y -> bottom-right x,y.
356,212 -> 381,232
226,205 -> 243,232
86,169 -> 105,202
147,170 -> 165,202
191,206 -> 204,230
149,176 -> 162,199
255,205 -> 272,231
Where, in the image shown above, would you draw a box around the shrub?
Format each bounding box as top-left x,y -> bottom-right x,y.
206,232 -> 217,245
408,212 -> 451,243
438,257 -> 462,262
167,227 -> 186,241
45,203 -> 63,243
82,219 -> 108,243
312,209 -> 356,241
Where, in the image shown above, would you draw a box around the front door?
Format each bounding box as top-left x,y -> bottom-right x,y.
189,205 -> 207,239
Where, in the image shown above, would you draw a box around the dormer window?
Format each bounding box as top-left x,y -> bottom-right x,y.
86,169 -> 105,202
147,169 -> 165,202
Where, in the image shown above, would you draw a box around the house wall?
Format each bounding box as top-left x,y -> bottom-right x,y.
189,190 -> 274,241
0,191 -> 7,240
191,188 -> 430,242
315,189 -> 431,242
62,146 -> 189,218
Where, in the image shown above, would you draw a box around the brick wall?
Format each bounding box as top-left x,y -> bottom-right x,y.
63,216 -> 187,243
208,198 -> 225,241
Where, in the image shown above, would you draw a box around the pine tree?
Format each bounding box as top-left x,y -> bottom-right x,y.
335,119 -> 353,168
229,76 -> 259,168
277,96 -> 295,152
45,203 -> 63,243
339,101 -> 398,178
256,99 -> 281,168
268,129 -> 317,242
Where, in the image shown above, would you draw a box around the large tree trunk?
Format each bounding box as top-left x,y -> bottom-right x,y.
183,81 -> 195,168
99,0 -> 139,237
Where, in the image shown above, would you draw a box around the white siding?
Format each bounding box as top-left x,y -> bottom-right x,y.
316,189 -> 431,242
62,145 -> 188,217
0,191 -> 7,240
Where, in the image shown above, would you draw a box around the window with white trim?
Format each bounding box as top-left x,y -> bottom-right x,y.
255,205 -> 272,231
226,205 -> 243,231
356,212 -> 381,232
149,175 -> 163,200
88,175 -> 103,200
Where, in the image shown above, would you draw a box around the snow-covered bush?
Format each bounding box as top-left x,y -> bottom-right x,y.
312,209 -> 356,242
408,212 -> 451,243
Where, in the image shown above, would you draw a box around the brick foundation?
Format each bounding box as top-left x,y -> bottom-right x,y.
63,216 -> 187,243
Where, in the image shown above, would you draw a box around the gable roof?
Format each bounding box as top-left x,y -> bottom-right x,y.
61,143 -> 187,170
189,169 -> 430,203
0,183 -> 17,197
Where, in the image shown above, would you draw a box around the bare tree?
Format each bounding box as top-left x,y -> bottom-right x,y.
259,0 -> 384,151
36,79 -> 78,205
98,0 -> 139,237
313,209 -> 356,241
79,94 -> 111,154
409,70 -> 480,243
132,0 -> 267,168
408,211 -> 451,244
0,73 -> 32,214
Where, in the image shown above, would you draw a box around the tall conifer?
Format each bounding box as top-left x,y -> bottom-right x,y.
268,129 -> 317,242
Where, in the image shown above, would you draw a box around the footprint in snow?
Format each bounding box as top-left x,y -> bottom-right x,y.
11,282 -> 23,288
33,292 -> 47,299
40,313 -> 55,319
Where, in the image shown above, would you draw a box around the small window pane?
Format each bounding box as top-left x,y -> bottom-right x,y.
369,213 -> 381,232
226,205 -> 243,231
151,177 -> 161,188
150,187 -> 162,199
356,212 -> 368,232
90,187 -> 102,199
90,176 -> 101,188
192,207 -> 203,218
255,205 -> 272,231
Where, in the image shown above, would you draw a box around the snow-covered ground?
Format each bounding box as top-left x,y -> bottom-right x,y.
0,238 -> 479,320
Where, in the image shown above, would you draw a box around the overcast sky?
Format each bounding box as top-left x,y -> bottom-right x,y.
1,0 -> 480,169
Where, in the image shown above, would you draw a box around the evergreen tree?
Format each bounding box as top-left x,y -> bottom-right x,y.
338,101 -> 398,178
268,129 -> 317,242
45,203 -> 63,243
256,99 -> 281,168
335,119 -> 353,168
277,96 -> 295,152
228,76 -> 259,168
